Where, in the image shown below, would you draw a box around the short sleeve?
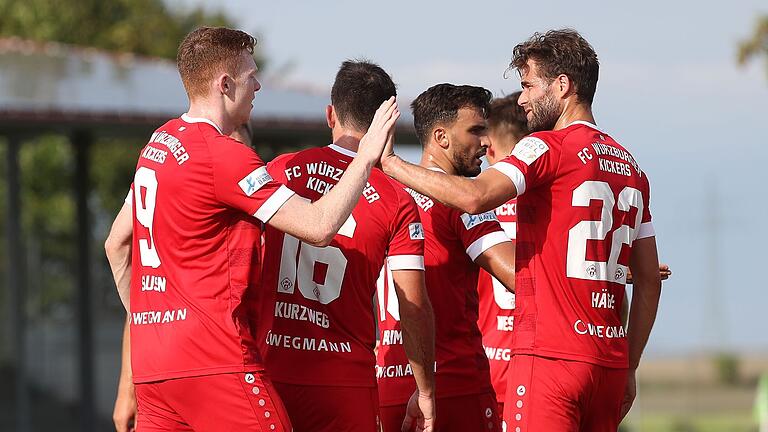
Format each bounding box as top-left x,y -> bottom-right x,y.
636,175 -> 655,240
211,138 -> 294,223
125,186 -> 133,207
488,134 -> 559,196
387,188 -> 425,271
452,209 -> 511,262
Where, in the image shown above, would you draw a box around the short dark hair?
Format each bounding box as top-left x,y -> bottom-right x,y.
511,29 -> 599,104
411,84 -> 492,145
487,92 -> 529,139
177,27 -> 256,98
331,60 -> 396,131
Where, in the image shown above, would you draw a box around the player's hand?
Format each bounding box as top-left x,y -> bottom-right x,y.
113,380 -> 137,432
402,390 -> 435,432
619,370 -> 637,421
358,96 -> 400,165
659,263 -> 671,281
379,120 -> 398,171
626,263 -> 672,284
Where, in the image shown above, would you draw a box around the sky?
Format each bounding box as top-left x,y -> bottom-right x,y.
173,0 -> 768,356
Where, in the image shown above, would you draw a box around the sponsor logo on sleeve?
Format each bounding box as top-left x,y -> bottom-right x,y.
408,223 -> 424,240
511,137 -> 549,165
460,211 -> 498,230
238,166 -> 272,196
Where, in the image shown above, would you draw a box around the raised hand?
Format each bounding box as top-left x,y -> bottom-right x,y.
357,96 -> 400,165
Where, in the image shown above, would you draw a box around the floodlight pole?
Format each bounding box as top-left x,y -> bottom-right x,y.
6,135 -> 30,432
73,130 -> 94,431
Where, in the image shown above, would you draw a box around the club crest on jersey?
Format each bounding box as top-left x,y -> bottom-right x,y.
460,211 -> 497,230
409,223 -> 424,240
238,166 -> 272,196
511,137 -> 549,165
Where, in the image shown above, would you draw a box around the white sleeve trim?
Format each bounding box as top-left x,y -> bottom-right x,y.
499,221 -> 516,240
253,184 -> 295,223
489,162 -> 526,196
124,189 -> 133,207
636,221 -> 655,240
387,255 -> 425,271
466,231 -> 512,262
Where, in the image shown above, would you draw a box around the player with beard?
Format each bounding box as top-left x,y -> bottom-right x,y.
379,29 -> 662,431
480,94 -> 671,426
376,84 -> 516,432
105,27 -> 400,431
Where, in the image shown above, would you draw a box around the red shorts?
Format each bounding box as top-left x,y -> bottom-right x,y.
380,391 -> 501,432
503,355 -> 628,432
273,382 -> 379,432
135,371 -> 292,431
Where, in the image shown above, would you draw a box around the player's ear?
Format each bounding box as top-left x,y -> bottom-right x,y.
326,105 -> 335,129
434,128 -> 449,149
215,73 -> 232,97
556,74 -> 572,98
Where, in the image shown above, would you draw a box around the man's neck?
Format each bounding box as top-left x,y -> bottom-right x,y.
553,100 -> 596,131
331,128 -> 365,153
419,148 -> 456,175
186,100 -> 234,135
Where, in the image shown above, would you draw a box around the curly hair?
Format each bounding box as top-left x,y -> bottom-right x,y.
411,84 -> 492,146
177,27 -> 256,98
511,29 -> 599,104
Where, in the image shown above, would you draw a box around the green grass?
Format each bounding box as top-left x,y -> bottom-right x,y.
621,412 -> 756,432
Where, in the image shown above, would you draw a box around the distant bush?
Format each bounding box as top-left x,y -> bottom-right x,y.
713,352 -> 741,386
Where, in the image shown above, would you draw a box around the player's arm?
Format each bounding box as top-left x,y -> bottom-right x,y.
113,316 -> 136,432
392,269 -> 436,431
474,241 -> 516,293
105,202 -> 132,312
392,269 -> 435,395
620,236 -> 662,419
626,236 -> 662,368
268,98 -> 400,246
381,155 -> 516,215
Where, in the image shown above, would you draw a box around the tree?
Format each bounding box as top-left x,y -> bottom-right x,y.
0,0 -> 251,322
1,0 -> 228,60
737,15 -> 768,78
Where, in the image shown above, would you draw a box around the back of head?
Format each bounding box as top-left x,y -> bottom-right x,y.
510,29 -> 599,104
487,91 -> 529,143
411,84 -> 492,146
177,26 -> 256,98
331,60 -> 396,132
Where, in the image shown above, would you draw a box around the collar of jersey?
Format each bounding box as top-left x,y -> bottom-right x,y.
427,166 -> 446,174
566,120 -> 607,135
327,143 -> 357,157
180,113 -> 223,134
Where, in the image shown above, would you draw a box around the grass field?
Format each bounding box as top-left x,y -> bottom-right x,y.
617,354 -> 766,432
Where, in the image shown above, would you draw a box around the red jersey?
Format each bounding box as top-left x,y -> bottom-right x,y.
260,144 -> 424,388
377,173 -> 511,405
489,121 -> 654,368
476,199 -> 517,402
128,114 -> 294,383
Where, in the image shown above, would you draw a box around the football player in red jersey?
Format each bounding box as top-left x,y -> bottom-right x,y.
380,29 -> 663,431
104,27 -> 400,432
258,60 -> 436,432
475,92 -> 527,422
376,84 -> 516,432
481,94 -> 672,428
